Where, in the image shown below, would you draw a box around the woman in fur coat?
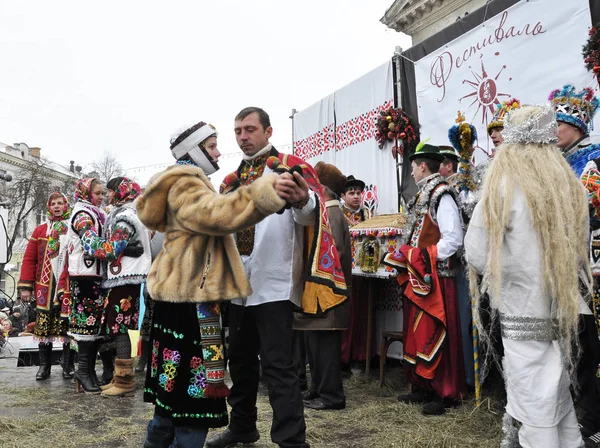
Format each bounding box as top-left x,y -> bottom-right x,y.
137,121 -> 286,448
78,176 -> 151,397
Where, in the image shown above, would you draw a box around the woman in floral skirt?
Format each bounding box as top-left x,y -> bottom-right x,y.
61,178 -> 106,394
137,121 -> 286,448
80,176 -> 151,397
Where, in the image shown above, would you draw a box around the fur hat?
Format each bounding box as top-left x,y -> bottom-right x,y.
548,85 -> 599,135
487,98 -> 521,135
315,162 -> 347,197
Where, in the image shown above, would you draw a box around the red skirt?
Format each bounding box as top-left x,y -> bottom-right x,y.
403,277 -> 467,401
340,277 -> 375,364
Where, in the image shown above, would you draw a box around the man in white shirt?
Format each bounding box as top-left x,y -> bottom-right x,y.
386,142 -> 466,415
207,107 -> 324,448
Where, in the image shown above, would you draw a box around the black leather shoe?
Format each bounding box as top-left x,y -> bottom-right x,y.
302,389 -> 318,401
205,428 -> 260,448
303,398 -> 345,410
397,388 -> 432,404
422,397 -> 454,416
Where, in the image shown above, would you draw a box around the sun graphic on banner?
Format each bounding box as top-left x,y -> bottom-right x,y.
459,59 -> 511,125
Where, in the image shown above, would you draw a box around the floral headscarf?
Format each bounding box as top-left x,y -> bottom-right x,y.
110,177 -> 142,207
74,178 -> 97,204
74,177 -> 106,225
46,192 -> 70,259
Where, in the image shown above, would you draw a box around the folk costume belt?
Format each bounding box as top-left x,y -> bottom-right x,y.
500,313 -> 559,341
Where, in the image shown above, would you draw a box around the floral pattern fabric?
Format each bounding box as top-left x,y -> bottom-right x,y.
144,301 -> 228,429
46,192 -> 70,260
99,284 -> 140,336
81,221 -> 134,263
68,278 -> 104,338
111,177 -> 142,207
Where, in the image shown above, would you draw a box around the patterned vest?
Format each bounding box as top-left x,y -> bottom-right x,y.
235,151 -> 271,256
404,175 -> 458,277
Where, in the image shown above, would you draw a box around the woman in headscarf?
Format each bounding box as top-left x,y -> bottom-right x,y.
61,177 -> 107,393
18,192 -> 74,380
138,121 -> 287,448
79,176 -> 151,397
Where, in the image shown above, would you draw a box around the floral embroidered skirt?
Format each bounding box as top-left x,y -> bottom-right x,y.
34,278 -> 68,343
35,307 -> 68,342
143,301 -> 228,428
99,284 -> 140,336
68,278 -> 105,341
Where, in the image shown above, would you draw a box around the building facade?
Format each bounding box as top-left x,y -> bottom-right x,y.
381,0 -> 490,44
0,142 -> 80,301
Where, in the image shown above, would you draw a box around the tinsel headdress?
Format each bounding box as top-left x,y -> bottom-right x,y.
502,104 -> 558,145
548,84 -> 599,134
486,98 -> 521,135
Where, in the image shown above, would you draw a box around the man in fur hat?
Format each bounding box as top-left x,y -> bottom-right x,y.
293,161 -> 351,411
383,141 -> 466,415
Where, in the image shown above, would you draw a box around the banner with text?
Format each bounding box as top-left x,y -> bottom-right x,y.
413,0 -> 597,163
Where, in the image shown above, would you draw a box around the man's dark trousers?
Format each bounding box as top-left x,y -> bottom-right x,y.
228,301 -> 307,447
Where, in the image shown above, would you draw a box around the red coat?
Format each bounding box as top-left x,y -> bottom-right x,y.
18,223 -> 70,318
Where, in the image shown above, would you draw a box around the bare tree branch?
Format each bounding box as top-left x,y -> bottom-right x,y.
5,159 -> 76,256
90,151 -> 125,184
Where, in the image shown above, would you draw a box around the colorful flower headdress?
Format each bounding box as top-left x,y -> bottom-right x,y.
448,111 -> 477,193
486,98 -> 521,135
548,84 -> 599,134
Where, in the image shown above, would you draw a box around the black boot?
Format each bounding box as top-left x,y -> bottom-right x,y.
36,343 -> 52,380
135,339 -> 151,373
61,343 -> 75,379
88,341 -> 101,387
98,347 -> 115,386
74,341 -> 101,393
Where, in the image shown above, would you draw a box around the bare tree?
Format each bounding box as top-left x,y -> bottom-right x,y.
90,151 -> 125,184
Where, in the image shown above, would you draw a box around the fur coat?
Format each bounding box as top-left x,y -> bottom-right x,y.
136,164 -> 286,303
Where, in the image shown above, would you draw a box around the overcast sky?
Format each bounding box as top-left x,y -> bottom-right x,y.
0,1 -> 410,185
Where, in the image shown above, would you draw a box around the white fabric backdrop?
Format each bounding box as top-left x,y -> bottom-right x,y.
293,60 -> 403,359
413,0 -> 598,163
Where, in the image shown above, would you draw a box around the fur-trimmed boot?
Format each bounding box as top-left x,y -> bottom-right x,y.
101,358 -> 135,398
36,343 -> 52,380
61,343 -> 75,379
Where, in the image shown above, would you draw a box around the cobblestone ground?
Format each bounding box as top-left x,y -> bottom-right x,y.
0,358 -> 504,448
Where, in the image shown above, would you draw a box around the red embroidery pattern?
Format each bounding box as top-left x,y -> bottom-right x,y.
293,100 -> 394,159
336,100 -> 394,152
293,124 -> 335,160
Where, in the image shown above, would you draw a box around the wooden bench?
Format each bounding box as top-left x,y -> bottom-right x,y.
379,330 -> 403,387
